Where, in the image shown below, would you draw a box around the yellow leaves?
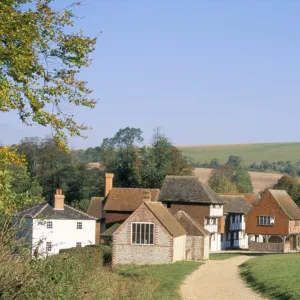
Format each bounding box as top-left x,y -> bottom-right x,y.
0,147 -> 26,166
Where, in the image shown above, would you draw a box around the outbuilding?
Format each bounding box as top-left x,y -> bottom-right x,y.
112,200 -> 186,265
174,211 -> 210,260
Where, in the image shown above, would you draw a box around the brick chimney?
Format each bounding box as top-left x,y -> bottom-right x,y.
143,189 -> 152,202
105,173 -> 114,197
53,189 -> 65,210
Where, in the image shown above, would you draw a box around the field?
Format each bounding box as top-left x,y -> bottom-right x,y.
240,253 -> 300,299
179,142 -> 300,165
194,168 -> 282,193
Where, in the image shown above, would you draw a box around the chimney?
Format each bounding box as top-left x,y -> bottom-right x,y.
53,189 -> 65,210
105,173 -> 114,197
143,189 -> 152,202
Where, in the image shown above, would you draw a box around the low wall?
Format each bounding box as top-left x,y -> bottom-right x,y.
248,241 -> 284,252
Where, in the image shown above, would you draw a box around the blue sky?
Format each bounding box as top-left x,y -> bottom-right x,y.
1,0 -> 300,149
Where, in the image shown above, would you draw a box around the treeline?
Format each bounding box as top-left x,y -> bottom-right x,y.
2,127 -> 192,214
194,156 -> 300,177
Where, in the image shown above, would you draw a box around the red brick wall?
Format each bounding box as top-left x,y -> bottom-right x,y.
168,203 -> 210,227
246,191 -> 290,235
106,211 -> 132,225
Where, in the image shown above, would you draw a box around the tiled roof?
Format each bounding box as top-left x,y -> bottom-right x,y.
101,223 -> 121,237
174,211 -> 210,236
269,189 -> 300,220
16,202 -> 97,220
104,188 -> 160,212
219,194 -> 253,214
144,202 -> 186,238
159,176 -> 225,204
87,197 -> 104,219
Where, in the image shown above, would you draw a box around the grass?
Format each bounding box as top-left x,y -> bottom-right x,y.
240,253 -> 300,300
209,253 -> 244,260
115,261 -> 201,300
179,142 -> 300,165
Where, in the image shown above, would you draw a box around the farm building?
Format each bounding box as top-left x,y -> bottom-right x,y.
246,189 -> 300,252
220,194 -> 252,249
159,175 -> 225,252
112,200 -> 186,265
174,211 -> 210,260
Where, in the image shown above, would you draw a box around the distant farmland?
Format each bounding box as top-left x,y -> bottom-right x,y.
179,142 -> 300,165
194,168 -> 282,193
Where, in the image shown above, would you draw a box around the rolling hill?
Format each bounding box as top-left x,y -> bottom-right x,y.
179,142 -> 300,165
194,168 -> 282,194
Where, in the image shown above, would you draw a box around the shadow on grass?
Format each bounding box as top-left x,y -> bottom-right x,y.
239,265 -> 291,300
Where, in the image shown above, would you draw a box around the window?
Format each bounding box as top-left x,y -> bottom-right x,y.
296,221 -> 300,226
77,222 -> 83,229
46,242 -> 52,252
232,215 -> 235,223
221,233 -> 223,242
233,232 -> 236,239
76,242 -> 82,247
46,221 -> 53,229
258,216 -> 275,226
132,223 -> 154,245
212,234 -> 215,241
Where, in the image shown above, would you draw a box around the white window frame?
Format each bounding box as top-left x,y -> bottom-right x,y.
77,222 -> 83,230
258,216 -> 275,226
46,241 -> 52,252
131,222 -> 155,245
76,242 -> 82,247
46,221 -> 53,229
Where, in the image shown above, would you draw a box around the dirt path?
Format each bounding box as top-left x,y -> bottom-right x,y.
181,256 -> 264,300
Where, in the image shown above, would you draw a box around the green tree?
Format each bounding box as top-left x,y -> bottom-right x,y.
99,127 -> 144,187
227,155 -> 243,168
0,0 -> 97,149
267,175 -> 300,205
232,167 -> 253,193
208,174 -> 238,193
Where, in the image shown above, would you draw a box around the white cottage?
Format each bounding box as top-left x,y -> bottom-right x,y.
14,189 -> 97,257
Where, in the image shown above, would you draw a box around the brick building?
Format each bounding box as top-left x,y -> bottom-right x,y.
174,211 -> 210,260
159,176 -> 225,251
112,201 -> 186,265
246,189 -> 300,252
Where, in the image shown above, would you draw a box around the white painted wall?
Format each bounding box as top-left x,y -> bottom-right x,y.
173,235 -> 186,262
203,236 -> 210,260
32,219 -> 96,257
210,233 -> 221,252
209,205 -> 223,217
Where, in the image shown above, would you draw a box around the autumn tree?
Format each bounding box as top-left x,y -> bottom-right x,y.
0,0 -> 97,149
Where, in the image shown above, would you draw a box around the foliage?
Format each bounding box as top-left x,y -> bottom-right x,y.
0,226 -> 199,300
0,146 -> 43,215
232,167 -> 253,193
16,137 -> 104,204
262,175 -> 300,205
240,253 -> 300,300
100,127 -> 193,188
208,158 -> 253,194
0,0 -> 97,149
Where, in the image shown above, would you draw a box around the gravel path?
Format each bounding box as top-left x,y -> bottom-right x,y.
181,256 -> 264,300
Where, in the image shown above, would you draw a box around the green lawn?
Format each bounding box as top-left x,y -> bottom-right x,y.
115,261 -> 201,300
240,253 -> 300,300
209,253 -> 244,260
179,142 -> 300,165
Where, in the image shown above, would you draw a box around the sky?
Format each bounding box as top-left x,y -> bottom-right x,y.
1,0 -> 300,149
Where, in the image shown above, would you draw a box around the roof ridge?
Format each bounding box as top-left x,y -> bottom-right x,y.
33,202 -> 49,218
177,210 -> 210,235
64,204 -> 98,220
16,202 -> 47,216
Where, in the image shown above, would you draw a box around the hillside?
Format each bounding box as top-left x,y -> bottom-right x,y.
179,142 -> 300,165
194,168 -> 282,193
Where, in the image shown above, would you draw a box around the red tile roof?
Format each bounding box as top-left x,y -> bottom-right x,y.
104,188 -> 160,212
